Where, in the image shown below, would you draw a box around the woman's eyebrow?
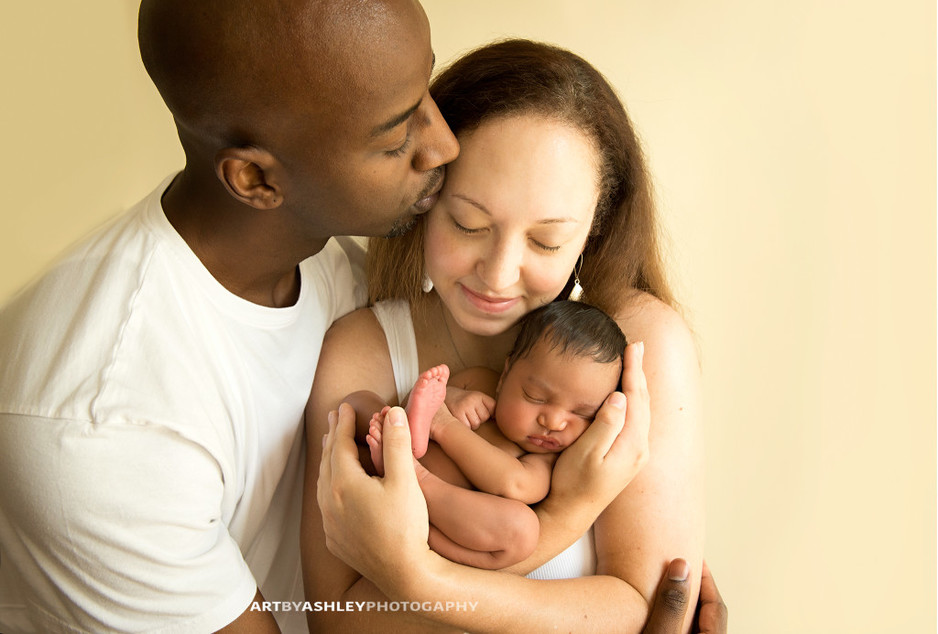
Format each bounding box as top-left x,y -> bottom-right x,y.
451,193 -> 578,224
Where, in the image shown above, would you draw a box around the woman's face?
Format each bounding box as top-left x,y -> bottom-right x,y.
424,115 -> 601,336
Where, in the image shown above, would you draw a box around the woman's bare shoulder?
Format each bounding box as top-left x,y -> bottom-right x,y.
323,306 -> 386,349
311,306 -> 398,412
614,292 -> 696,356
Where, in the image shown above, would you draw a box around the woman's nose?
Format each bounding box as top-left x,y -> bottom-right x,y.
478,239 -> 522,292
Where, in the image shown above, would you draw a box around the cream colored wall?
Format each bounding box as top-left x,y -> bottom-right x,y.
1,1 -> 934,632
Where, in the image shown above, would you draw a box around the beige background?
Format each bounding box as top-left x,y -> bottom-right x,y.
1,1 -> 934,632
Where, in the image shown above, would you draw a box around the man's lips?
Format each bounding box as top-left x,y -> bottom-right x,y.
412,169 -> 445,213
460,284 -> 520,314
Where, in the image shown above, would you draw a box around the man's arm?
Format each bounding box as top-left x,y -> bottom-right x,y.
0,415 -> 267,633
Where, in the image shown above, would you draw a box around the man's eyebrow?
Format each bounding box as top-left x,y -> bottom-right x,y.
370,54 -> 436,139
370,100 -> 422,138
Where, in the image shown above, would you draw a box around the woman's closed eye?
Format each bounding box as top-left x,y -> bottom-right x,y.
452,218 -> 485,234
530,238 -> 561,253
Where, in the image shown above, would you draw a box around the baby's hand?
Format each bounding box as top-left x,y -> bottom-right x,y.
444,386 -> 495,430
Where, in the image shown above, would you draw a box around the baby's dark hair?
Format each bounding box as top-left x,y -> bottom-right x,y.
505,301 -> 627,372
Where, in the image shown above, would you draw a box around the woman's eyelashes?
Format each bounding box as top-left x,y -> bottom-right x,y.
452,218 -> 482,234
450,216 -> 564,253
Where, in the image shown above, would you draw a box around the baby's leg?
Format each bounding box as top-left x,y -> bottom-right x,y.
414,461 -> 540,569
404,364 -> 449,458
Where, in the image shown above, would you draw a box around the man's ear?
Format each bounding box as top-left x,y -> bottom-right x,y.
214,146 -> 284,210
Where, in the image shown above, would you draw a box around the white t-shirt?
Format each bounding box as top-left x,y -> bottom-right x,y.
0,176 -> 364,633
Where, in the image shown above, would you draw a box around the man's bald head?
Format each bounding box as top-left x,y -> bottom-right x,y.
138,0 -> 405,151
137,0 -> 456,247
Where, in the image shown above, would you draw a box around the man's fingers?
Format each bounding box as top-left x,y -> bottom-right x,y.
698,561 -> 728,633
643,559 -> 691,634
379,407 -> 417,486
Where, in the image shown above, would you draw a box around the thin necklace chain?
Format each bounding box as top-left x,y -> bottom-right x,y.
439,299 -> 468,370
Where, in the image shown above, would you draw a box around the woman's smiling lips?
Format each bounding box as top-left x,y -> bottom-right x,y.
459,284 -> 521,314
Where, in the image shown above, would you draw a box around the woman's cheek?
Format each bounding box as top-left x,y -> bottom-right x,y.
527,264 -> 570,303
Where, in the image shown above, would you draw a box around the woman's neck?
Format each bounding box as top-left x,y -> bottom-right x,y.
413,293 -> 518,374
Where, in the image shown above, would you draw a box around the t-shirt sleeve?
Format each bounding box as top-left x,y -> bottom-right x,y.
0,414 -> 257,633
331,236 -> 369,311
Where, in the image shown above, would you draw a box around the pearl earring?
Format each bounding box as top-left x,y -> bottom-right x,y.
422,272 -> 434,293
569,255 -> 584,302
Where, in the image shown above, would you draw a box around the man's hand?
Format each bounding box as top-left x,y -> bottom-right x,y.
644,559 -> 728,634
317,404 -> 430,594
549,341 -> 650,508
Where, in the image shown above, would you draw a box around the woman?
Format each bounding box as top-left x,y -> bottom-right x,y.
304,39 -> 704,632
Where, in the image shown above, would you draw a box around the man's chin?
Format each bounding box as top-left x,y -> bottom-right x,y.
384,215 -> 417,238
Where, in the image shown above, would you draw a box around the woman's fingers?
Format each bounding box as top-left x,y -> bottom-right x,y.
380,407 -> 419,488
607,341 -> 650,468
580,390 -> 628,459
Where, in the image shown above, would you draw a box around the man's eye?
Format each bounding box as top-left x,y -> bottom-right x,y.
385,136 -> 412,157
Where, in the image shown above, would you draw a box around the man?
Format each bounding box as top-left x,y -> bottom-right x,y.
0,0 -> 722,631
0,1 -> 456,631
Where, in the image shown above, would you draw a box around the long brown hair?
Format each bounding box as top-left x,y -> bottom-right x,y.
368,39 -> 674,315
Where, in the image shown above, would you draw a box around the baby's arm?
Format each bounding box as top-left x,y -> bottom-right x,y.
443,366 -> 498,429
431,415 -> 555,505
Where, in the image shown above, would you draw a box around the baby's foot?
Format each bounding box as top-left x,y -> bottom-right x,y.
366,406 -> 391,476
406,364 -> 449,458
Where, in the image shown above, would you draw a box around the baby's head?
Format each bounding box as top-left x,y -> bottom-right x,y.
495,301 -> 627,454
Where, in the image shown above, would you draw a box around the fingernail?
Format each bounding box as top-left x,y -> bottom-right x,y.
328,410 -> 337,426
635,341 -> 644,358
322,433 -> 328,448
608,392 -> 626,409
668,559 -> 689,581
388,407 -> 406,427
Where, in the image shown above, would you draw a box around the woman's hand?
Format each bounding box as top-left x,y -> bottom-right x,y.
549,341 -> 650,509
317,403 -> 431,595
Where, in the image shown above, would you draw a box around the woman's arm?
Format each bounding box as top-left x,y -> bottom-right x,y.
316,402 -> 656,633
310,336 -> 657,632
593,295 -> 706,633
